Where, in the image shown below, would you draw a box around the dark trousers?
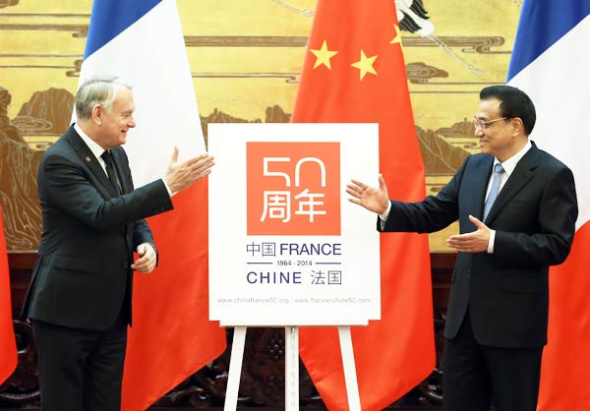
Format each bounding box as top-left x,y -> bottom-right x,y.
33,314 -> 128,411
443,313 -> 543,411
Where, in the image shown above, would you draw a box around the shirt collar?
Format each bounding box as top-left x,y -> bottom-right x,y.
74,123 -> 106,160
495,140 -> 532,177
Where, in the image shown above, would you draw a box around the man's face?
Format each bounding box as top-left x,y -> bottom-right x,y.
474,98 -> 516,161
100,86 -> 136,149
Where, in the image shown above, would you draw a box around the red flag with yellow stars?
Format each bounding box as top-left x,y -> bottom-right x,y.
0,205 -> 17,384
292,0 -> 435,409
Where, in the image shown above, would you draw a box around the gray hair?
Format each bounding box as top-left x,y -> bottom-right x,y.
75,75 -> 133,119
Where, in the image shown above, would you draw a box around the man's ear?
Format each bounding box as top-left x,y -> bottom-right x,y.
91,104 -> 103,125
511,117 -> 524,136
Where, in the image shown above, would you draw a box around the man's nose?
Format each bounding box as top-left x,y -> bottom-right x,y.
128,116 -> 137,128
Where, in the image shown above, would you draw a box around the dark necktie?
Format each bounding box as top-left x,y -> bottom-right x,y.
483,163 -> 505,220
101,150 -> 121,194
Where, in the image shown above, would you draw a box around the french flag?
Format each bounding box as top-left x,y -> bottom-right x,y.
79,1 -> 226,410
507,1 -> 590,410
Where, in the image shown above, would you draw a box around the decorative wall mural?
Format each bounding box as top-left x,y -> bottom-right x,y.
0,88 -> 43,249
0,0 -> 521,251
0,0 -> 19,10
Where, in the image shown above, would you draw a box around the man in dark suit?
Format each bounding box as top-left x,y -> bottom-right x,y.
347,85 -> 578,411
22,76 -> 215,411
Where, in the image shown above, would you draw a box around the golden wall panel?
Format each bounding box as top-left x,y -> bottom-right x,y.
0,0 -> 521,251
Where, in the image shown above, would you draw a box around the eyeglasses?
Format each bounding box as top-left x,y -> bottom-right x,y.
473,117 -> 508,130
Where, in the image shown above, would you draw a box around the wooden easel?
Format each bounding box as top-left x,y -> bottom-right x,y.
224,326 -> 361,411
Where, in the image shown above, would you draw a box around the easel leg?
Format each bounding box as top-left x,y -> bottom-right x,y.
338,326 -> 361,411
285,326 -> 299,411
224,326 -> 247,411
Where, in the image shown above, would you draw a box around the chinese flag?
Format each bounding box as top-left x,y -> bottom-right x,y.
292,0 -> 435,410
0,205 -> 17,384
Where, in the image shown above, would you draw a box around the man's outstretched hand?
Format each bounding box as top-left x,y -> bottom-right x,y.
346,174 -> 390,215
446,215 -> 491,253
164,146 -> 215,194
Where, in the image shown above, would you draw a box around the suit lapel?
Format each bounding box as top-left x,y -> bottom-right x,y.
485,143 -> 539,223
64,126 -> 119,198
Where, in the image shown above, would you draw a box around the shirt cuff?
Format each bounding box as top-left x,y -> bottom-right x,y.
487,229 -> 496,254
378,201 -> 391,230
161,178 -> 173,197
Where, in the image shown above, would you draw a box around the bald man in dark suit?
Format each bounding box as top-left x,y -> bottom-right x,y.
347,85 -> 578,411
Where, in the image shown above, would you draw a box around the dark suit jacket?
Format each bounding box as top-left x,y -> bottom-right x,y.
381,142 -> 578,348
23,125 -> 174,331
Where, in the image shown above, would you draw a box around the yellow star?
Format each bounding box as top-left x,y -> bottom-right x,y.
310,40 -> 339,70
350,50 -> 378,80
390,24 -> 402,45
